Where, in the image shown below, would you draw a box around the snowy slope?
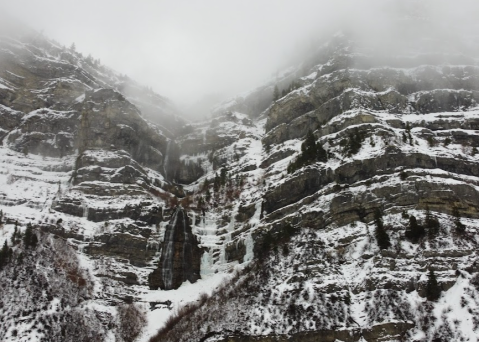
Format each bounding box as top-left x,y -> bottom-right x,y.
2,16 -> 479,342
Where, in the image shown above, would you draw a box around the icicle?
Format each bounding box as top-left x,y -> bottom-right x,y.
219,245 -> 226,266
243,233 -> 254,264
200,249 -> 213,277
77,243 -> 85,254
82,201 -> 89,219
228,214 -> 235,233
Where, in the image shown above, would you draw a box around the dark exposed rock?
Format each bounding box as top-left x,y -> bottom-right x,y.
214,322 -> 414,342
412,89 -> 479,114
110,165 -> 150,184
264,151 -> 479,215
87,202 -> 162,224
148,208 -> 202,290
260,148 -> 296,168
265,95 -> 316,132
264,65 -> 479,145
53,197 -> 162,224
180,134 -> 237,156
217,329 -> 361,342
239,162 -> 257,173
52,197 -> 85,218
235,203 -> 257,222
176,159 -> 204,184
225,239 -> 246,263
264,167 -> 333,214
85,231 -> 155,267
77,89 -> 168,171
97,272 -> 139,286
361,322 -> 415,342
38,223 -> 85,241
0,40 -> 175,177
265,173 -> 479,232
7,109 -> 79,157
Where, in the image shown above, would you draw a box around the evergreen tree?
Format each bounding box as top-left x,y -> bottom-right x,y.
405,215 -> 425,242
405,122 -> 413,145
31,232 -> 38,248
317,143 -> 327,162
340,129 -> 366,156
86,54 -> 93,65
453,206 -> 466,233
273,85 -> 280,101
0,209 -> 3,224
17,252 -> 23,264
205,188 -> 211,202
287,130 -> 328,173
301,130 -> 317,161
349,131 -> 363,155
261,231 -> 274,256
374,208 -> 391,249
426,269 -> 441,301
425,206 -> 440,238
220,167 -> 228,187
11,224 -> 17,245
288,80 -> 300,92
202,178 -> 209,191
7,247 -> 12,263
0,241 -> 9,269
213,173 -> 221,192
24,223 -> 34,248
197,196 -> 204,209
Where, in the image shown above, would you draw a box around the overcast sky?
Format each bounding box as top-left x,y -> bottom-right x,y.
2,0 -> 479,118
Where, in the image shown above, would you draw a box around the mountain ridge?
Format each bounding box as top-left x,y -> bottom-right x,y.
1,20 -> 479,342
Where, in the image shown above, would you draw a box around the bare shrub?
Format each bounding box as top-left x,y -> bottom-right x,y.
116,303 -> 147,342
50,235 -> 91,291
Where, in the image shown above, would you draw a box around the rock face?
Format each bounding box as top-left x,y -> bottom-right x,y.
176,159 -> 205,184
5,15 -> 479,342
0,28 -> 185,341
85,222 -> 155,267
149,208 -> 202,290
215,322 -> 414,342
0,30 -> 177,177
149,26 -> 479,342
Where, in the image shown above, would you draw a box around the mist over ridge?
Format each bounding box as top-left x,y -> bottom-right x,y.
2,0 -> 479,121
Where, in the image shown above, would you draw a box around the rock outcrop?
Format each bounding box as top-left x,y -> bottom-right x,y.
4,14 -> 479,342
149,208 -> 202,290
149,26 -> 479,342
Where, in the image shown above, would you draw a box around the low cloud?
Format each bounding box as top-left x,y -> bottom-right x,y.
2,0 -> 478,120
